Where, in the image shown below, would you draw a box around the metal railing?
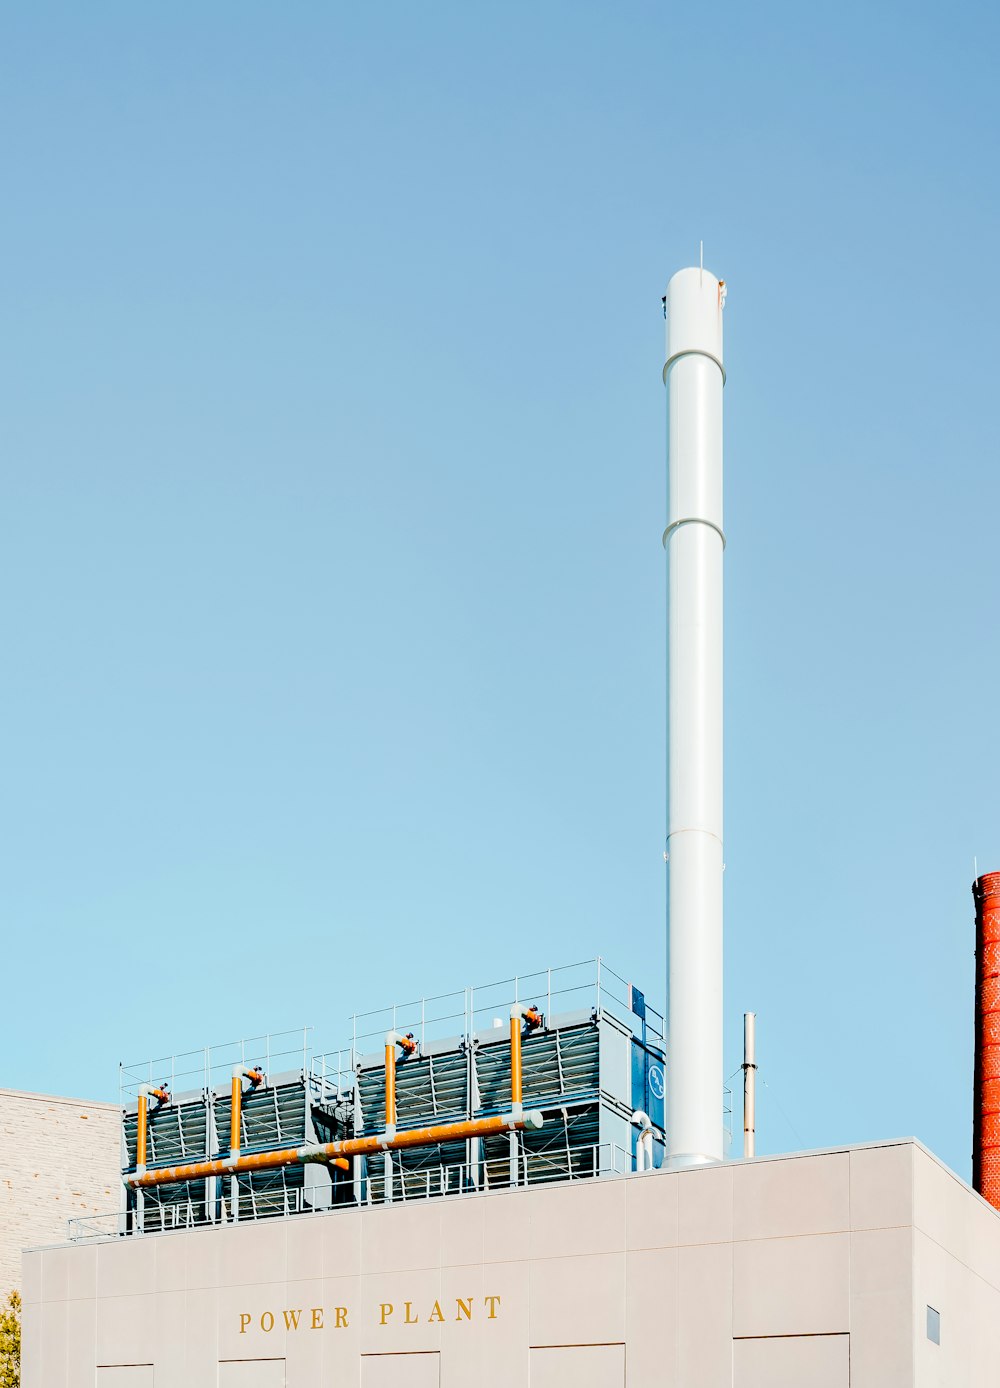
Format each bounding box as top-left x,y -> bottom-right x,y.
118,959 -> 663,1109
70,1139 -> 635,1243
120,1028 -> 312,1105
328,957 -> 663,1068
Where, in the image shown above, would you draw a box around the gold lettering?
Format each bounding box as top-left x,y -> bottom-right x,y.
282,1309 -> 302,1331
334,1307 -> 349,1329
455,1298 -> 473,1322
239,1313 -> 251,1334
379,1303 -> 394,1325
484,1295 -> 501,1320
428,1300 -> 444,1323
311,1308 -> 325,1330
261,1311 -> 275,1333
404,1301 -> 419,1324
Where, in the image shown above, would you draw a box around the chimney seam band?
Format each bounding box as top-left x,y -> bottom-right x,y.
663,349 -> 726,385
663,518 -> 726,550
665,828 -> 723,847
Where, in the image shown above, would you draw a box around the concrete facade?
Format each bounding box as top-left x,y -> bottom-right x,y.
0,1089 -> 120,1295
22,1139 -> 1000,1386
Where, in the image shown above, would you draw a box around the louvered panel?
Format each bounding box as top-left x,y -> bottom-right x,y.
364,1137 -> 470,1205
475,1023 -> 600,1114
357,1051 -> 468,1136
235,1164 -> 305,1221
534,1026 -> 600,1104
139,1177 -> 209,1229
213,1080 -> 308,1153
122,1099 -> 209,1171
481,1103 -> 601,1187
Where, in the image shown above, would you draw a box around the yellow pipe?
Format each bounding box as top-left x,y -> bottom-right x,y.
127,1109 -> 544,1188
230,1074 -> 241,1159
510,1016 -> 522,1107
136,1091 -> 148,1170
384,1032 -> 417,1128
385,1043 -> 396,1128
510,1005 -> 541,1109
131,1145 -> 351,1185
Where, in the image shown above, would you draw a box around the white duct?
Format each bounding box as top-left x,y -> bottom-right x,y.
663,265 -> 726,1167
631,1110 -> 654,1172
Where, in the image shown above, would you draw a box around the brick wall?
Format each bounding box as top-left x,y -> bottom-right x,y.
0,1088 -> 120,1293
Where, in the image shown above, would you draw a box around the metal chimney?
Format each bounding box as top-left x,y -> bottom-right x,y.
663,265 -> 726,1167
973,872 -> 1000,1209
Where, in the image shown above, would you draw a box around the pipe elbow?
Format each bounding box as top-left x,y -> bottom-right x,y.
386,1031 -> 418,1056
139,1083 -> 170,1105
631,1109 -> 652,1131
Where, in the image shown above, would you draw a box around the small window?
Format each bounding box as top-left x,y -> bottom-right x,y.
927,1305 -> 941,1345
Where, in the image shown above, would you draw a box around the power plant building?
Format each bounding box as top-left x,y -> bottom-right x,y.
19,963 -> 1000,1387
20,1136 -> 1000,1386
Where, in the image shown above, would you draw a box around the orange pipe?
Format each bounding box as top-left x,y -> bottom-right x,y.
128,1110 -> 542,1188
345,1112 -> 530,1156
131,1145 -> 351,1186
384,1032 -> 417,1128
230,1074 -> 241,1158
385,1043 -> 396,1128
974,872 -> 1000,1210
510,1016 -> 523,1107
510,1005 -> 542,1108
136,1092 -> 148,1169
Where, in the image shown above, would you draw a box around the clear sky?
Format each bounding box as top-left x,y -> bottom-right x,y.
1,2 -> 997,1180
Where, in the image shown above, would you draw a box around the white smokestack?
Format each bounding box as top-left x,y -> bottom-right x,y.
663,264 -> 726,1167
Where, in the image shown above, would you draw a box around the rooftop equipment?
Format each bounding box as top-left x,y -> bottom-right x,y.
663,264 -> 727,1166
111,961 -> 667,1236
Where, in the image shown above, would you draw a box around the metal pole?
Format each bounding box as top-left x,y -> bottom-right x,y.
663,265 -> 726,1167
742,1012 -> 756,1159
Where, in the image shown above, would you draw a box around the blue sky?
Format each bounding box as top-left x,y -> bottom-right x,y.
1,2 -> 997,1178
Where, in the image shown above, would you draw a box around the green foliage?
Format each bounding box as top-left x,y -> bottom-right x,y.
0,1290 -> 20,1388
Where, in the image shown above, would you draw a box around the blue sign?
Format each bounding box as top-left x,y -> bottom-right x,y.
631,1040 -> 665,1130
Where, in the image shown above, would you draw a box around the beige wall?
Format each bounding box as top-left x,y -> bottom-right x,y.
0,1088 -> 120,1294
910,1146 -> 1000,1385
21,1140 -> 1000,1387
